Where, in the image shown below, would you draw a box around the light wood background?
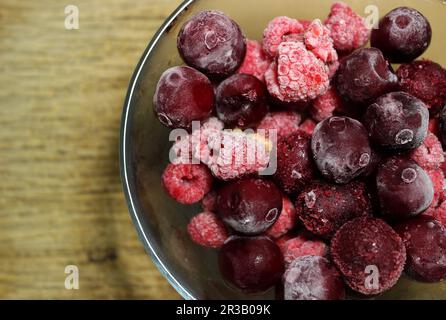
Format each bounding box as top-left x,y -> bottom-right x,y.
0,0 -> 184,299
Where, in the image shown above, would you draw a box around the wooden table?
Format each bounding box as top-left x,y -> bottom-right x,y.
0,0 -> 183,299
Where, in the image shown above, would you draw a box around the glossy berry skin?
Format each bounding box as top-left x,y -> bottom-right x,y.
215,74 -> 268,128
311,116 -> 372,184
216,178 -> 282,235
218,236 -> 284,292
296,181 -> 371,238
376,156 -> 433,220
274,131 -> 316,194
395,216 -> 446,282
439,105 -> 446,147
364,92 -> 429,151
336,48 -> 398,106
331,217 -> 406,295
177,11 -> 246,78
153,66 -> 214,129
283,256 -> 345,300
371,7 -> 432,63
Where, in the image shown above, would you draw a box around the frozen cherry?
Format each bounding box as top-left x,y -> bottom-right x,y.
177,11 -> 246,78
395,216 -> 446,282
331,217 -> 406,295
216,178 -> 282,235
439,105 -> 446,147
364,92 -> 429,151
296,181 -> 371,238
376,156 -> 433,220
153,66 -> 214,129
283,256 -> 345,300
274,131 -> 316,194
218,236 -> 284,292
371,7 -> 431,63
215,74 -> 268,128
336,48 -> 398,106
311,116 -> 372,184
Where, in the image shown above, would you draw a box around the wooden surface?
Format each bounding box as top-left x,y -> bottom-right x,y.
0,0 -> 183,299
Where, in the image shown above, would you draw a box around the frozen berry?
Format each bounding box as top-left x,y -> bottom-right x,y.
331,217 -> 406,295
237,39 -> 271,82
395,216 -> 446,282
262,16 -> 304,57
256,111 -> 301,140
274,131 -> 316,194
311,116 -> 372,184
177,10 -> 246,78
426,168 -> 444,209
298,119 -> 316,135
201,190 -> 218,212
266,195 -> 297,239
310,86 -> 345,122
296,181 -> 371,238
304,19 -> 337,63
265,42 -> 329,103
376,156 -> 434,220
215,74 -> 268,128
371,7 -> 432,63
187,212 -> 229,248
284,256 -> 345,300
216,178 -> 282,235
161,163 -> 213,204
364,92 -> 429,151
153,66 -> 214,129
336,48 -> 398,106
439,105 -> 446,146
281,232 -> 328,265
324,2 -> 370,53
219,236 -> 284,292
410,132 -> 445,170
428,200 -> 446,227
397,60 -> 446,110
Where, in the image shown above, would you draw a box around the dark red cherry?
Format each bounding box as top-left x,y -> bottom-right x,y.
153,66 -> 214,129
177,10 -> 246,78
371,7 -> 432,63
219,236 -> 284,292
439,105 -> 446,147
215,74 -> 268,128
216,178 -> 282,235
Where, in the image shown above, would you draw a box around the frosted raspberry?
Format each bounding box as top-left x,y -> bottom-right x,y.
426,168 -> 445,209
256,111 -> 301,140
324,2 -> 370,53
281,232 -> 328,266
410,132 -> 445,170
201,190 -> 218,212
298,19 -> 312,30
328,60 -> 340,79
161,163 -> 213,204
265,42 -> 329,103
275,233 -> 295,252
263,16 -> 304,57
310,86 -> 344,122
424,201 -> 446,228
266,195 -> 298,238
304,19 -> 338,63
187,212 -> 229,248
237,39 -> 271,82
298,119 -> 317,135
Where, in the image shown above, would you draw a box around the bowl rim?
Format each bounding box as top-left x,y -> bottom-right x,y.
119,0 -> 196,300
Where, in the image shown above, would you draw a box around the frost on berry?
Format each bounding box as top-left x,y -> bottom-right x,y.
187,212 -> 229,248
298,119 -> 317,135
237,39 -> 271,82
310,86 -> 344,122
304,19 -> 338,63
410,132 -> 445,170
263,16 -> 304,57
266,195 -> 298,238
280,232 -> 328,266
256,111 -> 302,140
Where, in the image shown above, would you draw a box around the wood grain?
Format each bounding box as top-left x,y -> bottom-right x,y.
0,0 -> 183,299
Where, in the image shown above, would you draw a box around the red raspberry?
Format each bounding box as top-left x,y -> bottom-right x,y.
161,163 -> 213,204
431,201 -> 446,227
298,19 -> 312,30
275,233 -> 295,252
256,111 -> 302,140
266,195 -> 298,238
237,39 -> 271,82
328,60 -> 340,79
426,168 -> 445,209
397,60 -> 446,110
298,119 -> 317,135
201,190 -> 218,212
304,19 -> 338,63
263,16 -> 304,57
324,2 -> 370,53
410,132 -> 445,170
281,232 -> 328,265
265,42 -> 329,103
187,212 -> 229,248
310,86 -> 344,122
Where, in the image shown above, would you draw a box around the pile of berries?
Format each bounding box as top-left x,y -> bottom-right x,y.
153,2 -> 446,300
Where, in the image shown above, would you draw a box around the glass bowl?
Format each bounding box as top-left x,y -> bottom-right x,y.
120,0 -> 446,300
